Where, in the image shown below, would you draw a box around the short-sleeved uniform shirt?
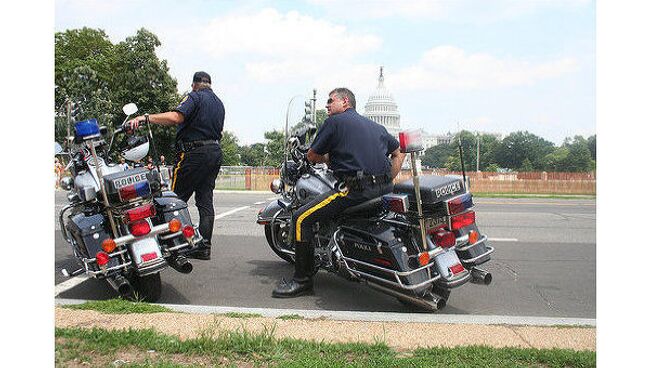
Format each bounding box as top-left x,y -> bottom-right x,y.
310,109 -> 399,177
173,88 -> 225,143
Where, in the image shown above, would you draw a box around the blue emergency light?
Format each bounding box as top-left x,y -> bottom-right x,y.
74,118 -> 100,139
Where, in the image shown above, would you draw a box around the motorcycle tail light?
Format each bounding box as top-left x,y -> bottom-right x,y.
101,238 -> 117,253
418,252 -> 430,267
141,252 -> 158,262
124,204 -> 156,223
168,218 -> 182,233
432,229 -> 456,248
446,193 -> 473,215
129,220 -> 151,237
451,211 -> 476,231
468,230 -> 479,245
382,194 -> 409,213
449,263 -> 466,275
372,257 -> 393,268
96,251 -> 110,267
182,225 -> 195,238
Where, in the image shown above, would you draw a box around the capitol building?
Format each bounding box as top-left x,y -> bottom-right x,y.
363,66 -> 453,150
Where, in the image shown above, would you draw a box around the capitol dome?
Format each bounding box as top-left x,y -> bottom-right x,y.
363,66 -> 401,137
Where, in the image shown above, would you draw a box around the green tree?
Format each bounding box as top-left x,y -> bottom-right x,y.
587,135 -> 596,161
240,143 -> 266,166
220,131 -> 240,166
495,131 -> 555,170
422,143 -> 455,168
264,130 -> 286,167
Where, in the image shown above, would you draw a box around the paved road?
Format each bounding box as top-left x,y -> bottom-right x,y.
54,191 -> 596,318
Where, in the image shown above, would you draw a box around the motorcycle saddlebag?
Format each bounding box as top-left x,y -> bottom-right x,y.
337,220 -> 430,292
67,213 -> 119,270
393,175 -> 466,217
153,196 -> 192,228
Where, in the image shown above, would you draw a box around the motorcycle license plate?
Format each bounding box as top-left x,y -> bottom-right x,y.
434,249 -> 464,280
130,238 -> 162,265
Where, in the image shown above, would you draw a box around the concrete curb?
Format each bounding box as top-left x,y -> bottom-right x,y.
54,298 -> 595,327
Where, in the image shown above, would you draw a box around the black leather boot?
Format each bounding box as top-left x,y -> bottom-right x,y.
187,240 -> 211,260
272,241 -> 314,298
272,277 -> 313,298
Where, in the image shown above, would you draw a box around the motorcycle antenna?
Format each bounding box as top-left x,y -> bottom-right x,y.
457,134 -> 467,187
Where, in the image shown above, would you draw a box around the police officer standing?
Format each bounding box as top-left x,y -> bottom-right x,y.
272,87 -> 406,298
128,71 -> 224,260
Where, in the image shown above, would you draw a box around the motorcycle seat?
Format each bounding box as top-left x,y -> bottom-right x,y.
342,197 -> 383,216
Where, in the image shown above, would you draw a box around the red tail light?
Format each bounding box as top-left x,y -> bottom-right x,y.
432,229 -> 456,248
449,263 -> 466,275
372,257 -> 393,268
96,251 -> 110,266
124,204 -> 156,223
451,211 -> 475,231
129,220 -> 151,237
446,193 -> 473,215
141,252 -> 158,262
182,225 -> 195,238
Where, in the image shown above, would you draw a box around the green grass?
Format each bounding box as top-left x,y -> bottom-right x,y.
277,314 -> 305,320
55,327 -> 596,367
62,299 -> 175,314
219,312 -> 263,319
473,193 -> 595,199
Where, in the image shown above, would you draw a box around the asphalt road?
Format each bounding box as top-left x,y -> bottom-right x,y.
54,191 -> 596,318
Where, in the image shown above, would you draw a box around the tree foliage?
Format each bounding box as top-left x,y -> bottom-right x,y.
55,27 -> 180,161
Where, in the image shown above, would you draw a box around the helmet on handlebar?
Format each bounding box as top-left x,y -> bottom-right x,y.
122,135 -> 150,162
281,161 -> 300,186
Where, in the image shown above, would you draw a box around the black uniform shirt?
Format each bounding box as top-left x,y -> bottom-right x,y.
173,88 -> 225,143
310,109 -> 399,176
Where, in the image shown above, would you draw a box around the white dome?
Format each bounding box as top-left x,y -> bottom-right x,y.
363,67 -> 401,137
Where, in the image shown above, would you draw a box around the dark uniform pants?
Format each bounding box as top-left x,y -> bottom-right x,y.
291,181 -> 393,280
172,144 -> 223,245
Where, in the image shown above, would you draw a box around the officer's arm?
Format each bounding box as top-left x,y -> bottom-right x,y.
389,148 -> 406,179
147,111 -> 185,126
307,149 -> 329,164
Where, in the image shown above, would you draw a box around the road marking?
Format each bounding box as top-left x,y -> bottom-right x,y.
253,201 -> 265,205
215,206 -> 250,219
55,299 -> 596,327
267,197 -> 278,201
477,201 -> 595,206
490,238 -> 518,242
54,275 -> 90,296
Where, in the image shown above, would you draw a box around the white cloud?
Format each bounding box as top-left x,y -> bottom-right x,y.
391,46 -> 578,91
199,8 -> 381,59
308,0 -> 592,21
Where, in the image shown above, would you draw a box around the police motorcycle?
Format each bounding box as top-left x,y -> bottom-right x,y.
56,103 -> 205,302
256,94 -> 494,311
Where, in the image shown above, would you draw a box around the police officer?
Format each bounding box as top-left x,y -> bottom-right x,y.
128,71 -> 224,260
272,87 -> 406,298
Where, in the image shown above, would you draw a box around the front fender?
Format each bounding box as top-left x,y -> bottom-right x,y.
257,199 -> 289,224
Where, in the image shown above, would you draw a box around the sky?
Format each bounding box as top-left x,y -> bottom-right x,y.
55,0 -> 595,145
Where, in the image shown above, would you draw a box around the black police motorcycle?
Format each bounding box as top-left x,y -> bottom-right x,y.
56,103 -> 205,302
256,97 -> 494,311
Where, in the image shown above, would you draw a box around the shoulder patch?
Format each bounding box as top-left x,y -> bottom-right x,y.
179,95 -> 189,104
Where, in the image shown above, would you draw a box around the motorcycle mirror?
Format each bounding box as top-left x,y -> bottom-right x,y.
54,142 -> 63,155
122,103 -> 138,116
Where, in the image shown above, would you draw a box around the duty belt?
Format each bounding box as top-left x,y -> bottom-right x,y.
343,173 -> 392,191
176,140 -> 219,152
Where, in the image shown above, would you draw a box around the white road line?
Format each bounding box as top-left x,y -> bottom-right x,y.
215,206 -> 250,219
253,201 -> 265,205
266,197 -> 278,201
490,238 -> 519,242
54,275 -> 90,296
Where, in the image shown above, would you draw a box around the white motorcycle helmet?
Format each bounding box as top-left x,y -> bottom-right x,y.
122,138 -> 150,162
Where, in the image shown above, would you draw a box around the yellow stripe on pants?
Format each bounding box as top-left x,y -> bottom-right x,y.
295,190 -> 348,242
171,152 -> 185,191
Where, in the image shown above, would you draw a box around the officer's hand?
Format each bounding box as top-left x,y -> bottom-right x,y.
127,116 -> 146,131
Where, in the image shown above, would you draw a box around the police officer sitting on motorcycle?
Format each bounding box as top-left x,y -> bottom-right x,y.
272,87 -> 406,298
128,71 -> 224,260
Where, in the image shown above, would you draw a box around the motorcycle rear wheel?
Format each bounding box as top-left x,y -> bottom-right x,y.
129,273 -> 162,303
264,223 -> 295,264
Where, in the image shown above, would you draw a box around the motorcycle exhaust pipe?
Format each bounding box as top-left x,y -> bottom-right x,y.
367,282 -> 446,311
470,267 -> 492,285
169,256 -> 193,274
107,275 -> 134,297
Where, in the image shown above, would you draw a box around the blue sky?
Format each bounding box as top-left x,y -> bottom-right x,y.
55,0 -> 595,145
